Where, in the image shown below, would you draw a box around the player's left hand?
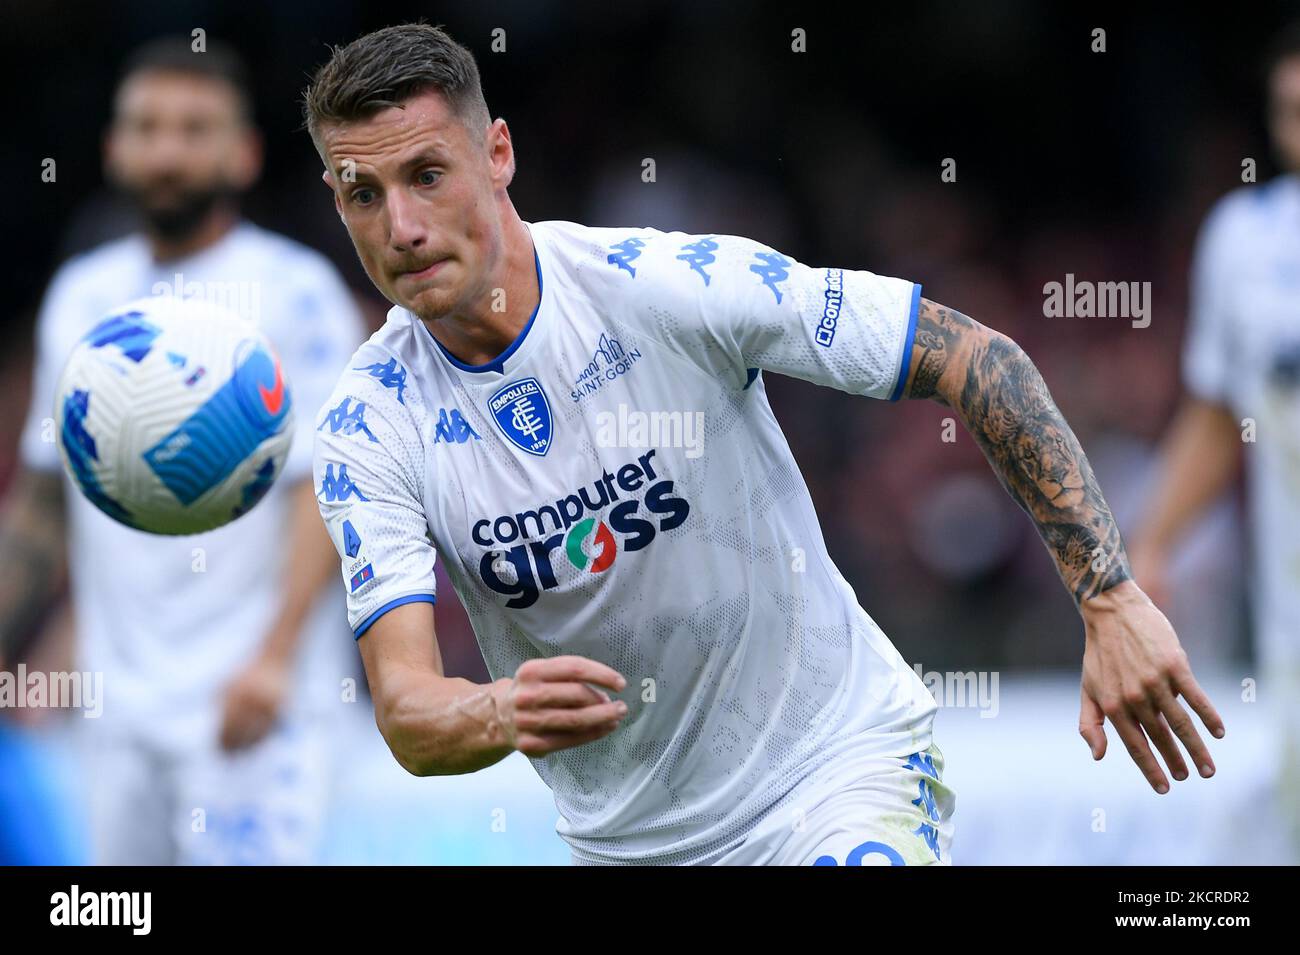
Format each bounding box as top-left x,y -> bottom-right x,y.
218,652 -> 291,751
1077,580 -> 1225,793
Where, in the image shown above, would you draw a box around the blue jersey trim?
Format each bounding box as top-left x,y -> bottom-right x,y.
888,283 -> 923,402
354,593 -> 437,639
427,246 -> 544,375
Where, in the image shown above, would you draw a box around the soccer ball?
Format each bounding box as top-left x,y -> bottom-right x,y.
54,295 -> 294,535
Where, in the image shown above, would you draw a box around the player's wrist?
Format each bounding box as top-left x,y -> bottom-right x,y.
487,678 -> 517,751
1078,578 -> 1147,621
252,639 -> 295,673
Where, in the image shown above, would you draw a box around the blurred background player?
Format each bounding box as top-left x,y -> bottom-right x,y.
0,37 -> 364,864
1131,23 -> 1300,856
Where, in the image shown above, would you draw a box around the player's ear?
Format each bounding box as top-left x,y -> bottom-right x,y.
487,118 -> 515,188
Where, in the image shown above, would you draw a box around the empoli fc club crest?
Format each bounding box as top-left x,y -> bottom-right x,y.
488,377 -> 553,456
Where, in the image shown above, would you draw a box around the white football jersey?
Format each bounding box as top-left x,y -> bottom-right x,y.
314,219 -> 938,864
1184,174 -> 1300,677
20,221 -> 365,751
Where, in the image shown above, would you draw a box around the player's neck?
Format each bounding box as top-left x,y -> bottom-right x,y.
145,206 -> 240,264
422,212 -> 539,367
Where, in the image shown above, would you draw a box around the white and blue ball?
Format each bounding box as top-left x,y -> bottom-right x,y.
54,295 -> 294,535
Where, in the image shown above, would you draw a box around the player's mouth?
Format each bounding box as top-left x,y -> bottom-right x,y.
398,257 -> 449,282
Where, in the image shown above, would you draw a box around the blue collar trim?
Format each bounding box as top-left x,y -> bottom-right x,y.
427,245 -> 544,375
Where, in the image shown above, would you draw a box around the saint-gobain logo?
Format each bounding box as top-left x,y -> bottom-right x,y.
488,377 -> 552,456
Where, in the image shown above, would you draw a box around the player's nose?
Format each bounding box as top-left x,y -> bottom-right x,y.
386,189 -> 429,253
137,133 -> 190,177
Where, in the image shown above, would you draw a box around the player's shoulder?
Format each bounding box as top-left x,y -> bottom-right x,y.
530,218 -> 782,302
316,307 -> 426,426
46,234 -> 147,300
530,218 -> 657,281
533,218 -> 775,263
230,224 -> 363,355
36,236 -> 150,342
529,217 -> 655,251
1202,175 -> 1299,241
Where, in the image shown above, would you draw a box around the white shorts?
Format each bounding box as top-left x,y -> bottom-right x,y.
84,718 -> 331,865
707,743 -> 956,866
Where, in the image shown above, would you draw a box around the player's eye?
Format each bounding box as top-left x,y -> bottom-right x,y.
417,169 -> 442,187
351,187 -> 376,206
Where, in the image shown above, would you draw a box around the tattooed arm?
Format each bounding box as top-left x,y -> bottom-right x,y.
904,299 -> 1130,601
902,298 -> 1224,791
0,468 -> 68,666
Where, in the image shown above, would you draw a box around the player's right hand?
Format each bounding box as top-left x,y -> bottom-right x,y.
1078,580 -> 1224,793
494,655 -> 628,757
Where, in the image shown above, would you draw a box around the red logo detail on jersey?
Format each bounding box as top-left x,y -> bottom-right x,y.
566,519 -> 617,573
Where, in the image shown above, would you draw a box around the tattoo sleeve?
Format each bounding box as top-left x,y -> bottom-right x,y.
0,469 -> 68,661
904,298 -> 1132,605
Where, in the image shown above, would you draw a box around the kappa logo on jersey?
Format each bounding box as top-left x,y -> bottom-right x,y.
750,251 -> 792,304
816,268 -> 845,347
677,236 -> 718,285
570,331 -> 642,402
434,408 -> 481,444
83,309 -> 161,363
318,397 -> 378,443
607,237 -> 646,277
488,378 -> 552,456
906,750 -> 943,861
472,449 -> 689,609
353,357 -> 408,404
318,463 -> 369,503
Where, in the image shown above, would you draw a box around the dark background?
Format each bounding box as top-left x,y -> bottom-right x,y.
4,0 -> 1290,678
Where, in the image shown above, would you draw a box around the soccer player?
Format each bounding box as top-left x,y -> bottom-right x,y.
1131,23 -> 1300,856
0,38 -> 364,864
305,23 -> 1223,865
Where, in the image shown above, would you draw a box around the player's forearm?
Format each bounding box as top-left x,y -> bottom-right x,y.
375,672 -> 516,776
1131,398 -> 1241,554
258,479 -> 339,665
0,469 -> 68,662
906,299 -> 1131,606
